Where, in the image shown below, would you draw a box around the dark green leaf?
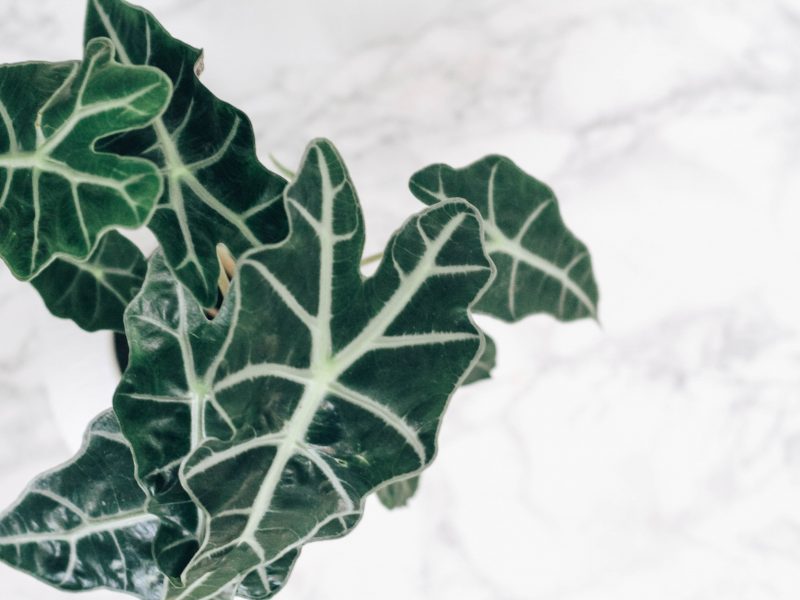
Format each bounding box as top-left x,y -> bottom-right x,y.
114,138 -> 491,598
0,36 -> 170,280
159,139 -> 492,598
0,411 -> 164,599
116,247 -> 357,594
85,0 -> 289,307
410,156 -> 599,322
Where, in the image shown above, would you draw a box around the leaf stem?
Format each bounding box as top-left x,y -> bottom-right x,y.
216,243 -> 236,297
269,153 -> 296,180
360,252 -> 383,267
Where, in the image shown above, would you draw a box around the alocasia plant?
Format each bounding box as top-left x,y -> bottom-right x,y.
0,1 -> 599,598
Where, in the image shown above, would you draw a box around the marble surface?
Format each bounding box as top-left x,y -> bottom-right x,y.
1,0 -> 800,598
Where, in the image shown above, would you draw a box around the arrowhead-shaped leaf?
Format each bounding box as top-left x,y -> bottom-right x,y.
114,138 -> 491,599
0,36 -> 170,280
85,0 -> 289,307
31,231 -> 146,332
168,140 -> 492,598
410,156 -> 599,322
0,411 -> 164,599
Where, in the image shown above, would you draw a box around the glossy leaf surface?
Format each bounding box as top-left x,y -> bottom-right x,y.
32,231 -> 146,332
120,139 -> 493,599
117,249 -> 349,595
114,250 -> 231,580
85,0 -> 288,307
410,156 -> 599,322
0,37 -> 169,280
0,411 -> 164,599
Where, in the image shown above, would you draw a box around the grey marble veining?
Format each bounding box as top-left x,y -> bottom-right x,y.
1,0 -> 799,598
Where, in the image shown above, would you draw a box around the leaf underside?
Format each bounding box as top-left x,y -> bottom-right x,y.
410,156 -> 599,322
0,411 -> 164,599
31,230 -> 146,332
85,0 -> 289,308
0,36 -> 170,280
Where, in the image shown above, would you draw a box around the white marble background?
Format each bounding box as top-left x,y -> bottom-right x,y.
1,0 -> 800,598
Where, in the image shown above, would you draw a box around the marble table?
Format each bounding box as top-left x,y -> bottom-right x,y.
1,0 -> 799,598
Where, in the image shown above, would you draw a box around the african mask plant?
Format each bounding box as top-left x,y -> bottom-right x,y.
0,1 -> 599,598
